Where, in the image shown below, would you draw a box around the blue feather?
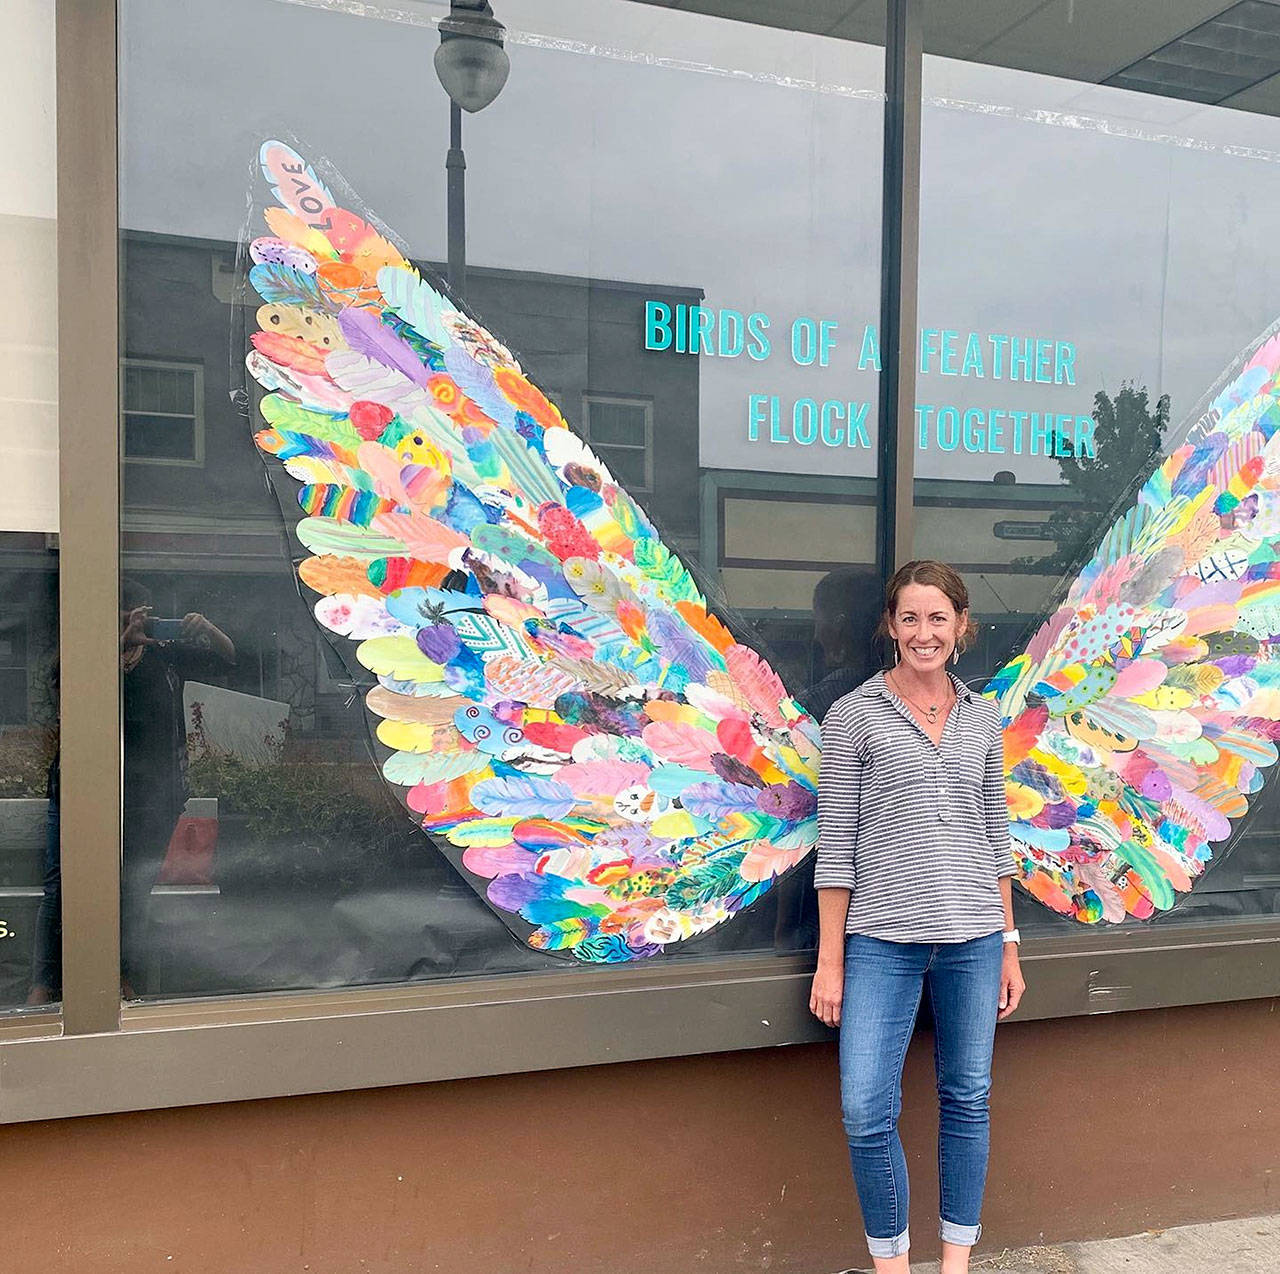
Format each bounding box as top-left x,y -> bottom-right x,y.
250,262 -> 334,311
472,775 -> 576,819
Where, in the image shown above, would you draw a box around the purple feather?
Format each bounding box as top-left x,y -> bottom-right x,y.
711,752 -> 767,789
755,781 -> 817,822
487,872 -> 543,912
417,624 -> 461,663
649,610 -> 717,683
680,780 -> 761,819
339,307 -> 431,388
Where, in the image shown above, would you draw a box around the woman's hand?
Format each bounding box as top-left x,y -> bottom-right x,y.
810,960 -> 844,1028
998,945 -> 1025,1021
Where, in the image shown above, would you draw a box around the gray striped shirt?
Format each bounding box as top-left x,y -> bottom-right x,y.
813,670 -> 1016,943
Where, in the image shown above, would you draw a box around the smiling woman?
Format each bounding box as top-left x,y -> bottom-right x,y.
812,559 -> 1022,1273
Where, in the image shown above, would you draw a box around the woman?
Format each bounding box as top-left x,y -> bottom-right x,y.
810,560 -> 1025,1274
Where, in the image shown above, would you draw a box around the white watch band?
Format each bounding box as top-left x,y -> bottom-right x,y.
1001,928 -> 1021,945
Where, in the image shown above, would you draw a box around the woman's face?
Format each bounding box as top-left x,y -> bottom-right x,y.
887,582 -> 967,675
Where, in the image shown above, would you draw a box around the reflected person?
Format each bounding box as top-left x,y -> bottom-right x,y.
774,566 -> 879,951
26,661 -> 60,1005
800,565 -> 879,723
120,579 -> 234,997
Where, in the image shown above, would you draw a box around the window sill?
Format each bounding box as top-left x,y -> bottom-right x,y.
2,920 -> 1277,1124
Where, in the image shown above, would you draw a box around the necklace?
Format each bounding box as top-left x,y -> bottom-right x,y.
886,670 -> 953,724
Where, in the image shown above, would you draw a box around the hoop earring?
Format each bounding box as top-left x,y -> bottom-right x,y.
892,642 -> 899,666
951,646 -> 958,665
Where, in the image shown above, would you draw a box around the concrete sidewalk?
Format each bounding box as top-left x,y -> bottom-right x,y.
902,1214 -> 1280,1272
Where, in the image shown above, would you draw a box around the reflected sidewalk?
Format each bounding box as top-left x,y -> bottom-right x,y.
897,1214 -> 1280,1272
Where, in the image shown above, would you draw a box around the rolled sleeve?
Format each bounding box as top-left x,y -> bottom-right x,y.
984,728 -> 1017,878
813,702 -> 862,891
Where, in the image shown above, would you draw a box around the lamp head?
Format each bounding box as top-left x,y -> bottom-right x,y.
435,0 -> 510,113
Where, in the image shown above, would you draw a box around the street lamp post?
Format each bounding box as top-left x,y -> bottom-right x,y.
434,0 -> 510,301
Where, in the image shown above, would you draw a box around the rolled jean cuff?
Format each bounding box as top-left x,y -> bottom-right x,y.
940,1219 -> 981,1246
866,1226 -> 910,1258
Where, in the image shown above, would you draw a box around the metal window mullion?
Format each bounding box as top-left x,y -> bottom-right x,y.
56,0 -> 122,1035
876,0 -> 923,581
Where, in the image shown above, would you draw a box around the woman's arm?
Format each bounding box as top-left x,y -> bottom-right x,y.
997,875 -> 1025,1020
810,701 -> 863,1026
178,613 -> 236,666
811,887 -> 850,1027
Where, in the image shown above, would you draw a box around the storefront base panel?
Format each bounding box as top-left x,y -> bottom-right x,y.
4,997 -> 1277,1272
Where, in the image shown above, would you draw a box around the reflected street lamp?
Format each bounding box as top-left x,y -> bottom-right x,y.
435,0 -> 510,300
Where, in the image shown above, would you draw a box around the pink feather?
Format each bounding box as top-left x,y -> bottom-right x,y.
556,761 -> 652,800
1112,658 -> 1167,699
373,510 -> 469,562
723,644 -> 787,728
640,721 -> 718,771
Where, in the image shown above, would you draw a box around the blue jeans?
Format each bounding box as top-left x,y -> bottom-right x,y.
839,931 -> 1003,1260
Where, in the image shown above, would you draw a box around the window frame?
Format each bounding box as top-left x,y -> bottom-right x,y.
0,605 -> 32,726
581,392 -> 655,493
120,356 -> 205,467
4,0 -> 1278,1127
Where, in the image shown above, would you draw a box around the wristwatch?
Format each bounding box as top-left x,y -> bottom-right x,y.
1001,928 -> 1021,945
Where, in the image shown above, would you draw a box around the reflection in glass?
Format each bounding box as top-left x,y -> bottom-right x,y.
120,580 -> 235,996
117,0 -> 885,995
919,45 -> 1280,933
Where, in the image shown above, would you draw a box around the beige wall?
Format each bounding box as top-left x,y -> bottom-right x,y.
4,997 -> 1277,1272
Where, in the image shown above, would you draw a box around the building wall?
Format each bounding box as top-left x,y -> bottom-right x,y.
5,997 -> 1277,1272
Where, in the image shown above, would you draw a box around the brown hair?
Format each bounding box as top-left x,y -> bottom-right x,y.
874,559 -> 978,657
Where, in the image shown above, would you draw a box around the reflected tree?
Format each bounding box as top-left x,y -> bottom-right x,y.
1018,382 -> 1170,576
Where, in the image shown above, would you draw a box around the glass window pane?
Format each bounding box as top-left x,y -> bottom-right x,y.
921,11 -> 1280,937
0,0 -> 58,1012
595,444 -> 647,490
118,0 -> 884,998
124,413 -> 196,460
587,399 -> 647,447
126,364 -> 196,415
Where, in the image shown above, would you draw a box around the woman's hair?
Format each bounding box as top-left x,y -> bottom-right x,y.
874,559 -> 978,655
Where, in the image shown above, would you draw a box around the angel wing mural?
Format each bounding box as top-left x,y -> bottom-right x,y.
988,358 -> 1280,924
241,139 -> 1280,960
242,141 -> 821,963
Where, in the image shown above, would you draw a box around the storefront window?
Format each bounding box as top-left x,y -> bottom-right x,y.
117,0 -> 885,997
919,10 -> 1280,935
0,0 -> 58,1011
